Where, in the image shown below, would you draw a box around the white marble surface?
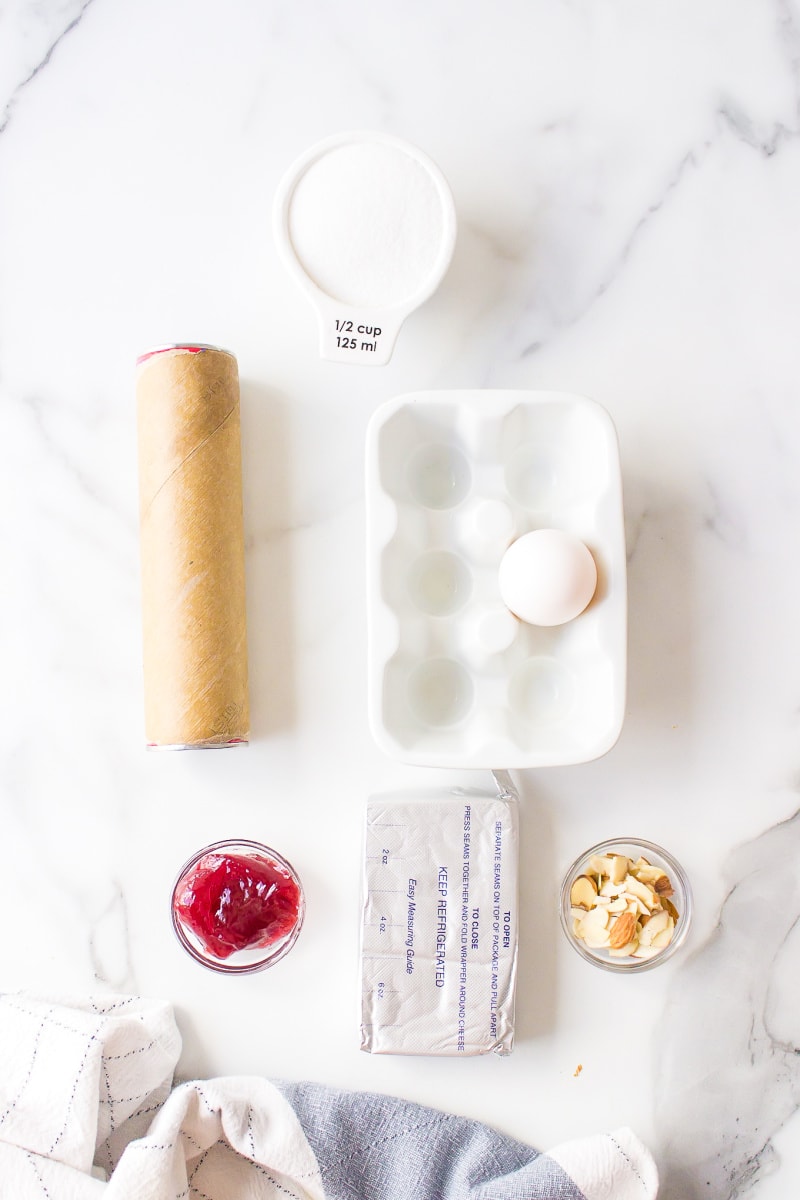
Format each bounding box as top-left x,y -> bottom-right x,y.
2,2 -> 800,1196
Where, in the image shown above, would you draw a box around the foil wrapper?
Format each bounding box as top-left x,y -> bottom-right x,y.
360,774 -> 518,1056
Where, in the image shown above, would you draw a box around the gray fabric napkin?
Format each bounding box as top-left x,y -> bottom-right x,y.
278,1079 -> 584,1199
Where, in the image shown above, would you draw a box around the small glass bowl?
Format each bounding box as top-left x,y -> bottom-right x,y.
560,837 -> 692,973
171,838 -> 305,974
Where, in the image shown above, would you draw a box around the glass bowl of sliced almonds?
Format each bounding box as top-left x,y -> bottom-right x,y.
560,838 -> 692,972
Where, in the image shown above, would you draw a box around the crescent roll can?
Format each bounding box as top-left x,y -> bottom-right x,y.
136,344 -> 250,749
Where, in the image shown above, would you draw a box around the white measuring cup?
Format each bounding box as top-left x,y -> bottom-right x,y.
273,131 -> 457,366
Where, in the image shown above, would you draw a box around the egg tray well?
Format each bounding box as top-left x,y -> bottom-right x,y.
365,390 -> 627,769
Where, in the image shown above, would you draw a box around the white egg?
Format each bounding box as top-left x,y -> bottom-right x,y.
498,529 -> 598,626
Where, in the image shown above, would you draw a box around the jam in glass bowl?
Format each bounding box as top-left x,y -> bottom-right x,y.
171,838 -> 305,974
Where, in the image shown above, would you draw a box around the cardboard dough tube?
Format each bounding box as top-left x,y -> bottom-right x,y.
136,344 -> 249,748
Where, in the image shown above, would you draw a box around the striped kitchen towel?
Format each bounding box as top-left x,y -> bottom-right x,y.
0,993 -> 657,1200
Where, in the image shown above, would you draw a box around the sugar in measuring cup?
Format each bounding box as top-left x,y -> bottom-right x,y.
274,131 -> 456,365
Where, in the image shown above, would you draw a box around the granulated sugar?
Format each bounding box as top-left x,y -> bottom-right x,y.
287,140 -> 447,309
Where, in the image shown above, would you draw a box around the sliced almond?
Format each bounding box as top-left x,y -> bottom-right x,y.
570,874 -> 598,910
599,878 -> 621,897
608,911 -> 637,950
638,909 -> 669,947
632,945 -> 660,960
633,864 -> 664,884
651,923 -> 675,950
608,854 -> 630,884
663,897 -> 680,923
578,906 -> 609,935
643,909 -> 670,937
609,938 -> 639,957
624,875 -> 659,909
583,926 -> 611,948
588,854 -> 616,876
654,874 -> 674,898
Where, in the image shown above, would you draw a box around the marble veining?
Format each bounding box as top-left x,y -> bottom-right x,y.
88,883 -> 137,993
656,806 -> 800,1199
0,0 -> 97,134
2,3 -> 800,1197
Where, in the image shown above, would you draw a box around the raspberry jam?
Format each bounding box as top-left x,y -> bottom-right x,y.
171,840 -> 304,973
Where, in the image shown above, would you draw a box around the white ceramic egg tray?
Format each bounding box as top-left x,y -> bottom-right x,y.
365,390 -> 627,769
